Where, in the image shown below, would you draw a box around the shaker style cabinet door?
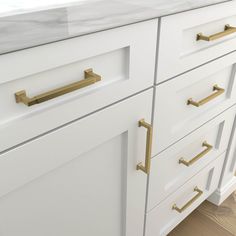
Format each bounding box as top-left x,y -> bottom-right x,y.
0,89 -> 153,236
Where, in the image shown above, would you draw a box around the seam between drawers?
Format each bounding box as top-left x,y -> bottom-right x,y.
156,49 -> 236,86
153,103 -> 236,157
0,86 -> 154,156
147,151 -> 226,213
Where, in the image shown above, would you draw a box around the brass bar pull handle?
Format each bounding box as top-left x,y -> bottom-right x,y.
136,119 -> 153,174
197,24 -> 236,41
172,187 -> 203,213
15,68 -> 101,106
187,85 -> 225,107
179,141 -> 213,167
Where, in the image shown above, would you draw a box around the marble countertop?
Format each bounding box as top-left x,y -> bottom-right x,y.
0,0 -> 231,55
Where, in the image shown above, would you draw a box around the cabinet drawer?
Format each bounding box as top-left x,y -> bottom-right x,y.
157,1 -> 236,82
148,107 -> 236,211
0,89 -> 153,236
145,154 -> 225,236
0,19 -> 157,152
153,52 -> 236,155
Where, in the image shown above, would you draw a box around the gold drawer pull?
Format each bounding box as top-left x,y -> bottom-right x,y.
172,187 -> 203,213
197,24 -> 236,41
179,141 -> 213,167
136,119 -> 153,175
187,84 -> 225,107
15,69 -> 101,106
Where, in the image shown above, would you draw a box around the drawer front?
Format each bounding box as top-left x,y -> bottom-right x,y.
157,1 -> 236,82
146,154 -> 225,236
0,90 -> 153,236
153,52 -> 236,155
148,107 -> 236,211
0,19 -> 157,152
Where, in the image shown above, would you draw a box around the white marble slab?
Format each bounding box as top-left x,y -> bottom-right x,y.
0,0 -> 98,16
0,0 -> 231,54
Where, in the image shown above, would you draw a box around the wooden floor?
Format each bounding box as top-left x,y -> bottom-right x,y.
169,192 -> 236,236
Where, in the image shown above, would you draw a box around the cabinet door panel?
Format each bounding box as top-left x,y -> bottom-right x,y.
0,135 -> 126,236
0,89 -> 153,236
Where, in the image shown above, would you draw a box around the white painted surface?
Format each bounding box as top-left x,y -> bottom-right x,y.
146,154 -> 225,236
0,2 -> 236,235
0,20 -> 157,152
153,51 -> 236,155
209,113 -> 236,205
219,115 -> 236,188
157,1 -> 236,82
208,177 -> 236,205
0,89 -> 153,236
148,107 -> 236,211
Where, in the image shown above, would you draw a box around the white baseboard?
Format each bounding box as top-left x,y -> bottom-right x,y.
208,177 -> 236,206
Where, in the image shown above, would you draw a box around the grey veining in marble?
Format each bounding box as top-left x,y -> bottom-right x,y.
0,0 -> 232,55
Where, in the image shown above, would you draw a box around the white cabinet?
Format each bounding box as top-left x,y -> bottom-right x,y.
208,117 -> 236,205
157,1 -> 236,82
146,154 -> 225,236
0,89 -> 153,236
148,107 -> 236,210
149,1 -> 236,234
153,52 -> 236,155
1,1 -> 236,236
0,19 -> 157,152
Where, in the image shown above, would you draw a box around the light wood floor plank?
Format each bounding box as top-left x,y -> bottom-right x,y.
169,193 -> 236,236
197,194 -> 236,235
168,210 -> 234,236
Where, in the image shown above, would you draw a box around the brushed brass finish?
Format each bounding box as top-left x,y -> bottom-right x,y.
197,24 -> 236,41
187,85 -> 225,107
15,69 -> 101,106
136,119 -> 153,174
172,187 -> 203,213
179,141 -> 213,167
